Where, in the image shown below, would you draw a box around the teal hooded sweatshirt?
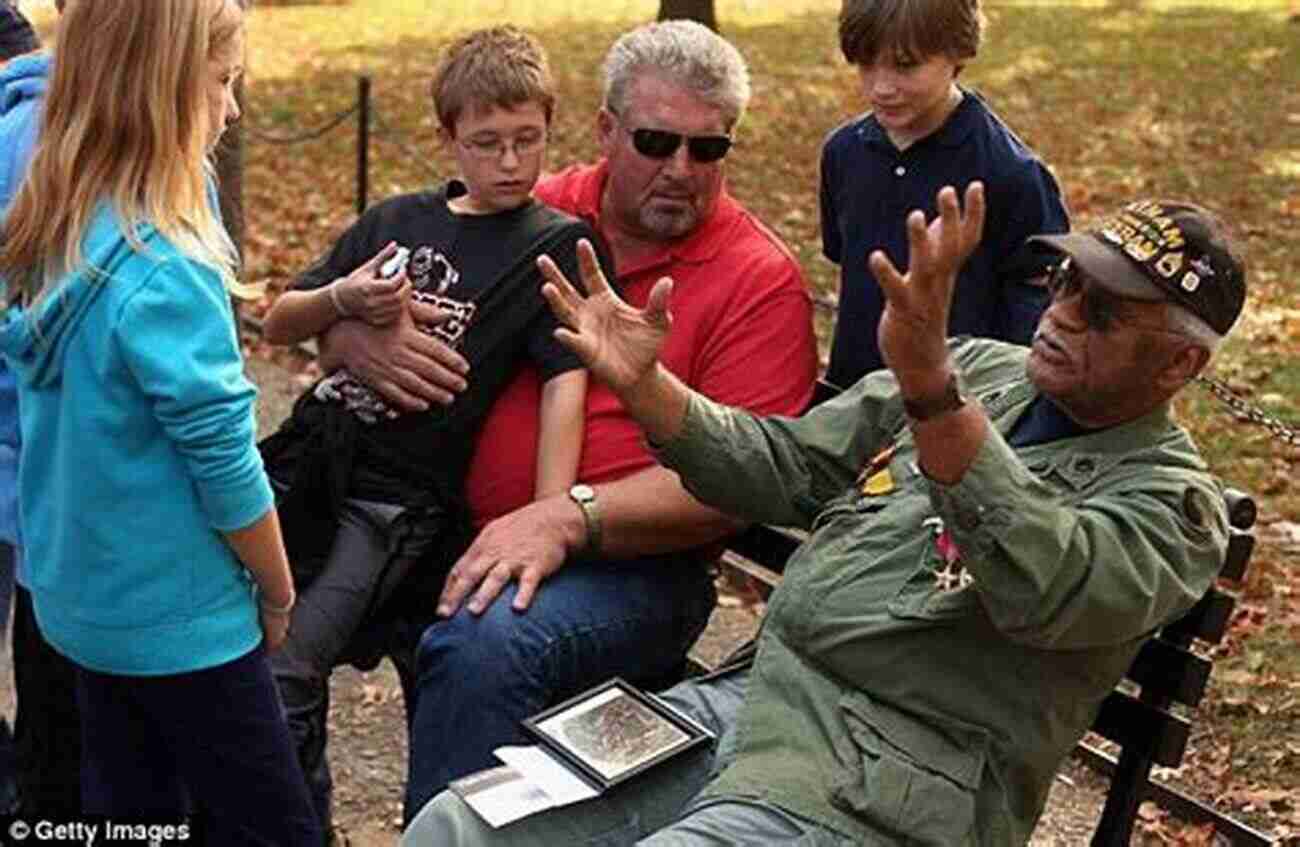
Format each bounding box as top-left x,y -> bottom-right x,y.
0,203 -> 271,675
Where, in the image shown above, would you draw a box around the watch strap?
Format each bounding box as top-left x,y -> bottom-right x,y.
902,373 -> 966,422
569,485 -> 602,557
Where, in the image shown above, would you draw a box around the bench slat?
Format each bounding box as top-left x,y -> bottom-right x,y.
1222,529 -> 1254,583
1124,638 -> 1212,707
1161,588 -> 1236,647
725,525 -> 802,578
1223,488 -> 1257,530
1090,691 -> 1191,768
718,550 -> 782,600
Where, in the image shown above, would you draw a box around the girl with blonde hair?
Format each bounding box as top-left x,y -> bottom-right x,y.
0,1 -> 319,839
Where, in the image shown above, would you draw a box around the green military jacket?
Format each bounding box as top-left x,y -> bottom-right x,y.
655,339 -> 1227,846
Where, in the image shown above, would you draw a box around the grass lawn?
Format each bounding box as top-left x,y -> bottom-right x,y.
28,0 -> 1300,840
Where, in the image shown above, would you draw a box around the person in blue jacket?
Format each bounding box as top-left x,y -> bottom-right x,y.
0,0 -> 44,815
0,1 -> 84,818
0,1 -> 318,840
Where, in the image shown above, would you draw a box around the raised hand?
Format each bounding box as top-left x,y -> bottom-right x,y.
539,239 -> 673,395
870,182 -> 986,385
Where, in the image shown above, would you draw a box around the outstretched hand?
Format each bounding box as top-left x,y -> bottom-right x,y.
539,239 -> 672,396
871,183 -> 986,383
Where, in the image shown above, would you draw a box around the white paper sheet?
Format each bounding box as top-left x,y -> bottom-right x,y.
450,746 -> 599,829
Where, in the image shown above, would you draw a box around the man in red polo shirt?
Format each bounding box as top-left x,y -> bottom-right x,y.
319,20 -> 817,822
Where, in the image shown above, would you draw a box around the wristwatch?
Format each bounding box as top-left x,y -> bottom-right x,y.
568,484 -> 602,557
902,373 -> 967,422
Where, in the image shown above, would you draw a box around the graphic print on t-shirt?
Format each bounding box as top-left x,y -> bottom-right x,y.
409,245 -> 460,295
315,247 -> 477,424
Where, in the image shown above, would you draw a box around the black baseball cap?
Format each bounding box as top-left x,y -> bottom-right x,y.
1030,200 -> 1246,335
0,3 -> 39,62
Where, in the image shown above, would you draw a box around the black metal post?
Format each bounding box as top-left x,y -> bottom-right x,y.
357,75 -> 370,215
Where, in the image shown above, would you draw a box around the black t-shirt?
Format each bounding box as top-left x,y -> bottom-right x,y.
285,180 -> 609,504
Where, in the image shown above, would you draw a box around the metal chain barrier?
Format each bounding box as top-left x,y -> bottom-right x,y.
1196,375 -> 1300,445
369,103 -> 441,184
242,103 -> 360,145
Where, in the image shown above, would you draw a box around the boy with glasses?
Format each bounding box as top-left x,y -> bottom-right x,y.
256,25 -> 609,836
821,0 -> 1070,389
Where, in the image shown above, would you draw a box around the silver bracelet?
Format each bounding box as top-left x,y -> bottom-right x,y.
327,281 -> 351,317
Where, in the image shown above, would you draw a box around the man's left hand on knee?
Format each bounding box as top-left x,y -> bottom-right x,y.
436,496 -> 582,617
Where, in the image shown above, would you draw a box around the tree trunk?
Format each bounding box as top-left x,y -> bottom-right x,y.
657,0 -> 718,32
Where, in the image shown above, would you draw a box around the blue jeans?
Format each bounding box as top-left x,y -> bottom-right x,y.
402,668 -> 856,847
403,554 -> 716,822
75,644 -> 321,846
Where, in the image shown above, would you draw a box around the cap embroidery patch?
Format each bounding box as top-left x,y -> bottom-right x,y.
1191,255 -> 1216,279
1099,200 -> 1190,275
1154,251 -> 1184,279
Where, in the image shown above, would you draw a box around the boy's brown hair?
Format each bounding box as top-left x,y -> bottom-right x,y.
431,26 -> 555,134
839,0 -> 984,67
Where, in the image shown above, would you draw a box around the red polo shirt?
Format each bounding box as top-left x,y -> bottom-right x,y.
464,160 -> 817,525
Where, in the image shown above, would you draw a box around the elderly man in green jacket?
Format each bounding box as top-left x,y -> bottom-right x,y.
403,184 -> 1247,846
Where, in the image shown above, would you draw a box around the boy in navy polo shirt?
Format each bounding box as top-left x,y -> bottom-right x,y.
821,0 -> 1069,388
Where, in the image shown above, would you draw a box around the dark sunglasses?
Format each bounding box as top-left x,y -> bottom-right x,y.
628,127 -> 732,163
1046,259 -> 1173,335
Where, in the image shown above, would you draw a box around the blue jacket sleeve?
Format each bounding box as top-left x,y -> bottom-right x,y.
116,258 -> 273,532
819,138 -> 842,265
993,160 -> 1070,343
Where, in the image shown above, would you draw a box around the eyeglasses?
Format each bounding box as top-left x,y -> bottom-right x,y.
1046,259 -> 1178,335
623,126 -> 732,163
458,132 -> 546,161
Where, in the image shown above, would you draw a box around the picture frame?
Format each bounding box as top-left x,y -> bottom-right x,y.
522,677 -> 714,792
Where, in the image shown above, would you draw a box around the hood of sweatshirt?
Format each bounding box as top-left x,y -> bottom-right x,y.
0,50 -> 49,116
0,205 -> 156,390
0,51 -> 49,210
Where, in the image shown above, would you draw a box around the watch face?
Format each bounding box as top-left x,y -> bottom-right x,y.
571,484 -> 595,502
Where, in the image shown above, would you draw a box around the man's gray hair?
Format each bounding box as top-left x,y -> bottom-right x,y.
602,20 -> 751,130
1166,302 -> 1224,355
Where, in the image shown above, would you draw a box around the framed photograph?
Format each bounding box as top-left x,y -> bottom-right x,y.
522,677 -> 713,791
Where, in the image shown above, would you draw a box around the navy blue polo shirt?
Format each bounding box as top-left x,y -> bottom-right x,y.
820,88 -> 1069,388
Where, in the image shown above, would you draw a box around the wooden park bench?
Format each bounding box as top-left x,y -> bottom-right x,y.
701,382 -> 1275,845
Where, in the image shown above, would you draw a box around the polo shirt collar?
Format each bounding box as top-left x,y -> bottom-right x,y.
578,159 -> 742,274
858,85 -> 979,152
